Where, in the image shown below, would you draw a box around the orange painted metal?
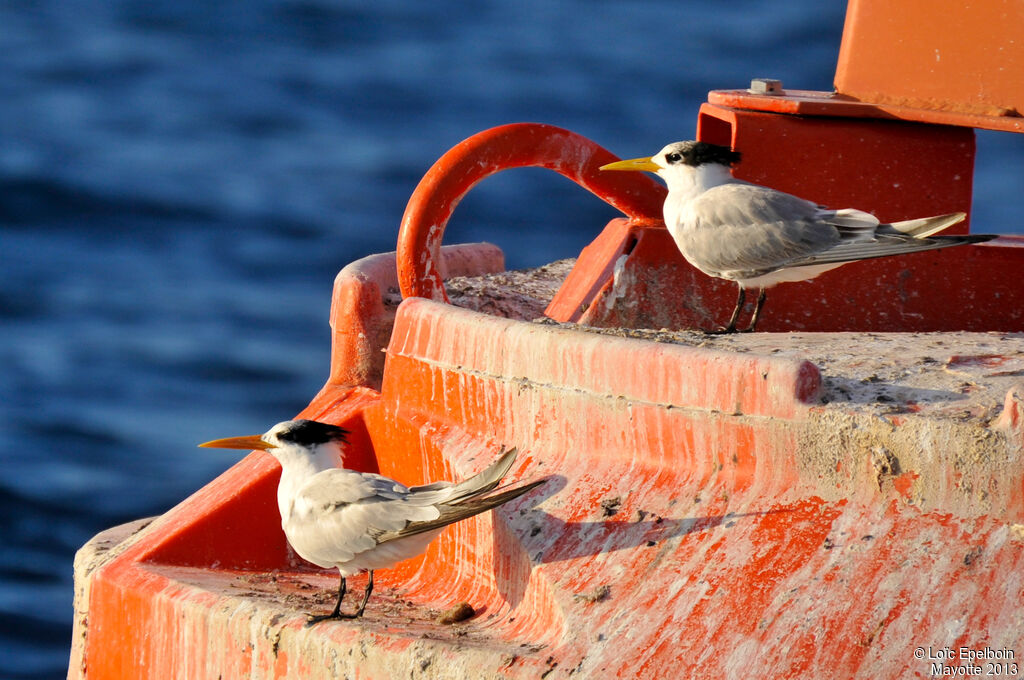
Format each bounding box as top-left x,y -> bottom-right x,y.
573,216 -> 1024,332
72,2 -> 1024,669
328,242 -> 505,390
73,119 -> 1024,677
546,106 -> 1024,332
836,0 -> 1024,125
706,88 -> 1024,134
74,289 -> 1024,678
395,122 -> 664,302
695,103 -> 977,231
705,0 -> 1024,134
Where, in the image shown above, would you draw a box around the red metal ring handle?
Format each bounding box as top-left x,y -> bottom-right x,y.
396,123 -> 667,301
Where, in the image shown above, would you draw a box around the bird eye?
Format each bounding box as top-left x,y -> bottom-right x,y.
665,152 -> 683,164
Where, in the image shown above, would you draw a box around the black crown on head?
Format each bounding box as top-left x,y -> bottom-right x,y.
667,141 -> 742,168
276,419 -> 350,446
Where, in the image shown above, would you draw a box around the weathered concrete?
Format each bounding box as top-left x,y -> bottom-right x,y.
543,324 -> 1024,521
71,257 -> 1024,679
69,518 -> 155,680
451,263 -> 1024,523
446,259 -> 575,322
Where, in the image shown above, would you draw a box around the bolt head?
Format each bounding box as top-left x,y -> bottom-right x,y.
749,78 -> 783,95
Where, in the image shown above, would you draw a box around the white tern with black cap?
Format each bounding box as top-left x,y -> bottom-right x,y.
201,419 -> 543,624
602,141 -> 995,332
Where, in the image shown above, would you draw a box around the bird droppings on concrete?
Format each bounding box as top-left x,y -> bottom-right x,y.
449,260 -> 1022,405
446,259 -> 575,321
573,585 -> 612,604
437,602 -> 475,625
503,286 -> 1024,520
870,446 -> 901,489
139,562 -> 546,668
540,656 -> 560,679
441,264 -> 1024,520
599,497 -> 622,517
533,321 -> 1024,413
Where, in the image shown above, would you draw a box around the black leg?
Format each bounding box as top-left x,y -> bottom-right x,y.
352,570 -> 374,618
306,571 -> 375,625
334,570 -> 374,620
306,574 -> 347,626
743,289 -> 767,333
706,284 -> 745,334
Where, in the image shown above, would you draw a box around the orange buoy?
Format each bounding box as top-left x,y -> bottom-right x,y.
71,2 -> 1024,672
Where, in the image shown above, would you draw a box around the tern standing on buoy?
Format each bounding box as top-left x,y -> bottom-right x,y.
601,141 -> 995,332
201,419 -> 543,625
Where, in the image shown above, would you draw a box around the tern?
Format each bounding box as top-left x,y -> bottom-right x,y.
601,141 -> 995,332
200,419 -> 543,624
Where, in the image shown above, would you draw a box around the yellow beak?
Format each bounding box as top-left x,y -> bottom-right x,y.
599,156 -> 660,172
198,435 -> 274,451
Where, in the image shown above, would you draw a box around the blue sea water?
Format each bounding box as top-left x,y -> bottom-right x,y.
1,2 -> 1021,677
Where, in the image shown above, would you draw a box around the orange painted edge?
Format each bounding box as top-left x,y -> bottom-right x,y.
708,89 -> 1024,134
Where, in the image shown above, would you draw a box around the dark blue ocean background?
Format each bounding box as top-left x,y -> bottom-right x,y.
2,1 -> 1021,677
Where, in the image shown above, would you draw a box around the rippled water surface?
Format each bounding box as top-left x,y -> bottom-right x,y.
2,2 -> 1021,677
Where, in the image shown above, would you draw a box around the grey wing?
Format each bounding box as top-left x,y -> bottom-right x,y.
289,448 -> 523,562
298,469 -> 409,509
376,478 -> 546,544
403,446 -> 518,505
781,212 -> 984,268
684,184 -> 845,278
684,184 -> 979,277
289,469 -> 442,563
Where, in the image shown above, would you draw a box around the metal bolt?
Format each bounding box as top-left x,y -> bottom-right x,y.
749,78 -> 783,95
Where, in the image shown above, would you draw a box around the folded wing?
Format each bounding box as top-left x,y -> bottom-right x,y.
687,183 -> 983,278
